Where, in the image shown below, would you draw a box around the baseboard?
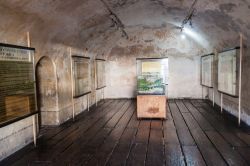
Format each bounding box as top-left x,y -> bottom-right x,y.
205,99 -> 250,130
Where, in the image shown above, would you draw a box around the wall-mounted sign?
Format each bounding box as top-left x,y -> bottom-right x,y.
0,46 -> 32,62
96,59 -> 106,90
72,56 -> 91,98
201,54 -> 214,88
0,43 -> 36,127
142,61 -> 162,74
218,48 -> 239,97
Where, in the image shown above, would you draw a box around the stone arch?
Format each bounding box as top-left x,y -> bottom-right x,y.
36,56 -> 58,126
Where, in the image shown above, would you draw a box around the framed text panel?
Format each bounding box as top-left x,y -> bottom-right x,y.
201,54 -> 214,88
96,59 -> 106,89
72,56 -> 91,98
0,43 -> 37,127
218,48 -> 239,97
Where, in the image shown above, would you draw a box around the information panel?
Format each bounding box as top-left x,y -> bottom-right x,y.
96,59 -> 106,89
201,54 -> 213,87
72,56 -> 91,98
218,49 -> 238,96
0,44 -> 36,126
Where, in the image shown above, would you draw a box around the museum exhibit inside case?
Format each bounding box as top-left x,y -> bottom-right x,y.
137,74 -> 165,95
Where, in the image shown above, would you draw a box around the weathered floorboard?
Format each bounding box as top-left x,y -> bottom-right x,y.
0,99 -> 249,166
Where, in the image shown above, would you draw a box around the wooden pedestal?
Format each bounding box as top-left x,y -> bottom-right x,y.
137,95 -> 167,119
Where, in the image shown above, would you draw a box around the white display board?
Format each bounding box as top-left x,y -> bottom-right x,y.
218,49 -> 238,96
201,54 -> 213,87
0,46 -> 32,62
96,59 -> 106,89
72,56 -> 91,97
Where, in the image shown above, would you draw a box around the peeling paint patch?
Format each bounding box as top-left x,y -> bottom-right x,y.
219,3 -> 237,13
199,10 -> 241,32
154,30 -> 166,39
142,45 -> 155,54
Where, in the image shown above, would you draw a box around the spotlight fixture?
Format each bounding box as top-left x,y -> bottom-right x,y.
180,0 -> 198,31
181,34 -> 186,39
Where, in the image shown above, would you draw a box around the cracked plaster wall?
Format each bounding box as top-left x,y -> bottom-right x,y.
104,28 -> 204,99
0,2 -> 104,161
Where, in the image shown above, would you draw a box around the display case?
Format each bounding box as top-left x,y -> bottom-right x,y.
136,58 -> 168,119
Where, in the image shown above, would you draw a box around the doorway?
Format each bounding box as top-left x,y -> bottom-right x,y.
36,56 -> 58,126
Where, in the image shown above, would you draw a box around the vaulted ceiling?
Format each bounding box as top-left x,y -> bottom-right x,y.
0,0 -> 249,58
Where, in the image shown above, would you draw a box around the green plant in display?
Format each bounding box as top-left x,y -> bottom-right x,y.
137,75 -> 164,94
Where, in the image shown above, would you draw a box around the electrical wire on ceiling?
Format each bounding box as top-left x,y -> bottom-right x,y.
180,0 -> 198,31
100,0 -> 129,39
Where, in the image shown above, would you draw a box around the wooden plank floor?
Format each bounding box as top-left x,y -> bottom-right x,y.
1,99 -> 250,166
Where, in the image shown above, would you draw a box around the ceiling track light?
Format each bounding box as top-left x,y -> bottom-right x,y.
100,0 -> 129,39
180,0 -> 198,31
